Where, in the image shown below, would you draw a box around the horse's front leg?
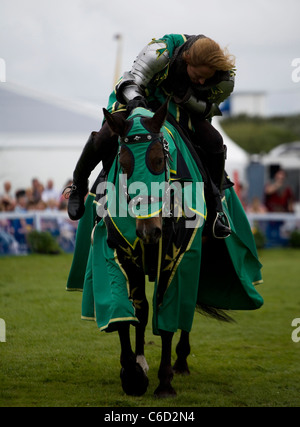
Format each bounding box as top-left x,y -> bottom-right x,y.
154,330 -> 176,398
118,323 -> 149,396
173,330 -> 191,375
135,299 -> 149,376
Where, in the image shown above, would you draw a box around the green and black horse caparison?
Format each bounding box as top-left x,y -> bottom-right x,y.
67,101 -> 263,397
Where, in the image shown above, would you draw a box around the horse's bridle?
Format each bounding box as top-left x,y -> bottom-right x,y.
115,131 -> 173,217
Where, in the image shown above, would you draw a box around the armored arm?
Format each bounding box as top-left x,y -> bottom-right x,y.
175,74 -> 235,119
177,94 -> 223,118
115,41 -> 170,105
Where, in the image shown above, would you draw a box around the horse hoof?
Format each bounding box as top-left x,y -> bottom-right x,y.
154,384 -> 177,399
173,360 -> 190,376
120,363 -> 149,396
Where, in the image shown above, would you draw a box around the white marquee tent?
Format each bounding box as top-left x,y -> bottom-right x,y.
0,83 -> 103,194
213,116 -> 249,186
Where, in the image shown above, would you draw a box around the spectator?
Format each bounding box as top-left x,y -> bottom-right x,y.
264,169 -> 294,213
247,197 -> 267,214
42,179 -> 60,205
1,181 -> 13,199
0,177 -> 79,255
0,178 -> 74,212
11,190 -> 31,249
45,199 -> 58,211
30,178 -> 44,204
14,190 -> 28,212
0,181 -> 15,211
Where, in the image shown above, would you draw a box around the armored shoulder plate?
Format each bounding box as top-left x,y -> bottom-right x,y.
116,40 -> 170,104
130,40 -> 170,87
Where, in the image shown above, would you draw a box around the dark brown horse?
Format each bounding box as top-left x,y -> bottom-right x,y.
67,101 -> 263,398
102,102 -> 215,398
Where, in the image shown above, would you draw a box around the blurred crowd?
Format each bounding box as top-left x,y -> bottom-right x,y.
0,178 -> 77,255
246,169 -> 295,214
0,178 -> 72,213
0,168 -> 296,215
0,170 -> 296,255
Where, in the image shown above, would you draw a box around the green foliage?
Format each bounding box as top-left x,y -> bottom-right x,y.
26,230 -> 63,255
220,114 -> 300,154
1,251 -> 300,407
251,223 -> 266,249
289,229 -> 300,248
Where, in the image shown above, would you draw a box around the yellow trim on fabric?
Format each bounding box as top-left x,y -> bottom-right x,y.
188,207 -> 207,220
114,248 -> 131,296
185,182 -> 207,219
156,236 -> 163,284
165,217 -> 201,293
253,280 -> 264,285
99,317 -> 139,331
110,100 -> 126,113
81,315 -> 96,321
135,208 -> 162,219
163,124 -> 174,138
111,101 -> 118,112
176,105 -> 180,123
107,208 -> 140,250
162,125 -> 177,176
89,191 -> 96,197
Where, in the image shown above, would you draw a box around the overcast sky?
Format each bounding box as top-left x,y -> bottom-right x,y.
1,0 -> 300,114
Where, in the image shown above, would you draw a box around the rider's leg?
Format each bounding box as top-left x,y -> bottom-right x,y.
205,148 -> 232,239
64,111 -> 126,221
192,119 -> 231,239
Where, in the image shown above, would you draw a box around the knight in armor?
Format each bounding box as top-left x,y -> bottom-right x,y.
64,34 -> 236,238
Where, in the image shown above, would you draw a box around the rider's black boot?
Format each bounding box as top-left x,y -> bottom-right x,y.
64,133 -> 98,220
63,126 -> 120,220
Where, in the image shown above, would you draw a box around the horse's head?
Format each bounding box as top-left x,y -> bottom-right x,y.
103,102 -> 170,245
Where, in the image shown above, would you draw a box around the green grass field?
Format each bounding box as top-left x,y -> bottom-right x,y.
1,249 -> 300,407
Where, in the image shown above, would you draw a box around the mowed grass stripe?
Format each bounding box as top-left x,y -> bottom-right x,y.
0,249 -> 300,407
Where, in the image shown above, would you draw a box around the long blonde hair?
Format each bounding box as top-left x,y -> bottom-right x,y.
183,37 -> 235,71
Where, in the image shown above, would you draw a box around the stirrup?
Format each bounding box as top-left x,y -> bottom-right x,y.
62,181 -> 88,221
212,212 -> 231,239
62,184 -> 77,199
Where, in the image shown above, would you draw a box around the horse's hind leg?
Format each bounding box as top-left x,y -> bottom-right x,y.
118,323 -> 149,396
173,330 -> 191,375
154,330 -> 176,398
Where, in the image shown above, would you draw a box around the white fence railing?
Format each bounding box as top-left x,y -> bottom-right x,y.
1,211 -> 300,256
246,212 -> 300,248
0,210 -> 78,255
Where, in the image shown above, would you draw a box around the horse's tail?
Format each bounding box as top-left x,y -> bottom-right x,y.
196,303 -> 235,323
